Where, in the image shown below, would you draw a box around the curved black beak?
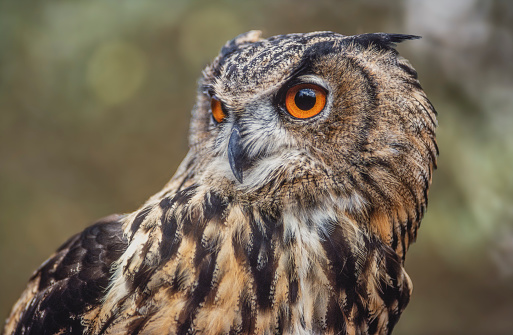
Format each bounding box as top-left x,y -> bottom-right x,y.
227,126 -> 245,183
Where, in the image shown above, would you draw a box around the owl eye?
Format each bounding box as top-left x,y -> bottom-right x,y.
285,83 -> 327,119
211,97 -> 226,124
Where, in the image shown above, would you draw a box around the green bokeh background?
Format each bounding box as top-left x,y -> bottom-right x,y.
1,1 -> 512,333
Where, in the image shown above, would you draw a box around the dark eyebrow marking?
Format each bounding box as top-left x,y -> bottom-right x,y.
201,84 -> 215,97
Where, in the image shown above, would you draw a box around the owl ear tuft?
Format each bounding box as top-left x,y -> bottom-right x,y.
221,30 -> 263,56
352,33 -> 421,50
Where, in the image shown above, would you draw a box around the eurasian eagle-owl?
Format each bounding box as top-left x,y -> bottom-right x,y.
3,31 -> 437,335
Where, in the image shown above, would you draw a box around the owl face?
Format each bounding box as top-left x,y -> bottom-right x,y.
187,31 -> 437,246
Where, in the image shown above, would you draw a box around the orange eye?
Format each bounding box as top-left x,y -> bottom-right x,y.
211,97 -> 225,123
285,83 -> 327,119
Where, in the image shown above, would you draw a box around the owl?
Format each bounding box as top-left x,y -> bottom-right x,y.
3,31 -> 437,335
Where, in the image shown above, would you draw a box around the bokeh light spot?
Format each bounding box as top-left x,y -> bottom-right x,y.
87,41 -> 147,106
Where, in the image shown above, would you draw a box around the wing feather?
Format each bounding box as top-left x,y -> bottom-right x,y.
3,215 -> 128,335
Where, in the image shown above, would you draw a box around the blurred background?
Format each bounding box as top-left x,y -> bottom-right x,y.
1,0 -> 512,333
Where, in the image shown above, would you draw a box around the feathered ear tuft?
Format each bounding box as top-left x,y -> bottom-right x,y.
221,30 -> 263,57
352,33 -> 421,50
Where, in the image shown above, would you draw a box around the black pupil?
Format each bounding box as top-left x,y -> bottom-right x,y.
294,88 -> 317,110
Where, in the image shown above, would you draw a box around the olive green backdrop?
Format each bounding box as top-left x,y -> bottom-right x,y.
1,1 -> 512,333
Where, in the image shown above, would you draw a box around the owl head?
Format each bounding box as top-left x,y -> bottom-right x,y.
184,31 -> 437,258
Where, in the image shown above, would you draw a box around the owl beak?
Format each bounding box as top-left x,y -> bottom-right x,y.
227,126 -> 245,183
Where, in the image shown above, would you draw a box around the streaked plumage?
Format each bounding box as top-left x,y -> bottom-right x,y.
3,31 -> 437,335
